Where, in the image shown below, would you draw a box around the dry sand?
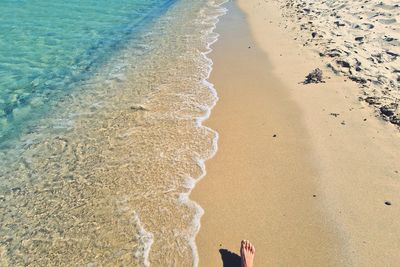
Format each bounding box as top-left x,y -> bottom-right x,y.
192,0 -> 400,266
277,0 -> 400,126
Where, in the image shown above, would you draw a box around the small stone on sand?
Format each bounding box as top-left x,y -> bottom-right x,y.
303,68 -> 325,84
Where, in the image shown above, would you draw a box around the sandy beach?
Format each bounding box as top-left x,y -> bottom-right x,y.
193,0 -> 400,266
1,0 -> 399,265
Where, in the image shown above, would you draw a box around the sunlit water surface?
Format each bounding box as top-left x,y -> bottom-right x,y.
0,0 -> 227,265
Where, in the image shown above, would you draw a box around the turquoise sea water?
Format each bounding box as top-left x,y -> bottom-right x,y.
0,0 -> 174,144
0,0 -> 227,265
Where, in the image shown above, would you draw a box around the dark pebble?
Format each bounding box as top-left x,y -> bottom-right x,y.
273,134 -> 277,138
11,187 -> 21,193
303,68 -> 324,84
337,60 -> 351,68
4,104 -> 15,116
385,37 -> 395,42
385,201 -> 392,206
349,76 -> 367,84
380,104 -> 397,117
364,96 -> 381,105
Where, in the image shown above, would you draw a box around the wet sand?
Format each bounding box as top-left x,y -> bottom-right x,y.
191,1 -> 344,265
193,0 -> 400,266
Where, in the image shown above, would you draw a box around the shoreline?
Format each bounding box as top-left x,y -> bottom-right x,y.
186,1 -> 228,265
193,0 -> 400,265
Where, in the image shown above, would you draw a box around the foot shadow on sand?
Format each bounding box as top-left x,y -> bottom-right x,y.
219,249 -> 241,267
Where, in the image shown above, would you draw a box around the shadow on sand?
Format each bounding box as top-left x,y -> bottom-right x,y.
219,249 -> 241,267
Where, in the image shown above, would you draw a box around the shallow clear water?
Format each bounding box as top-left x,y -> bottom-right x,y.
0,0 -> 227,266
0,0 -> 174,144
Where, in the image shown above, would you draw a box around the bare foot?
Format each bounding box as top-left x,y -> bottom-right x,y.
240,240 -> 255,267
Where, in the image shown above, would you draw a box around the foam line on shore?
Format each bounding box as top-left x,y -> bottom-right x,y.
179,1 -> 229,266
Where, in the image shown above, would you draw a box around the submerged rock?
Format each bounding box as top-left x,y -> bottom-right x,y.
130,105 -> 148,111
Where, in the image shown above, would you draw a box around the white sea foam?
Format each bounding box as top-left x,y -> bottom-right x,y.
185,1 -> 229,266
142,1 -> 229,265
125,1 -> 229,265
133,211 -> 154,267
